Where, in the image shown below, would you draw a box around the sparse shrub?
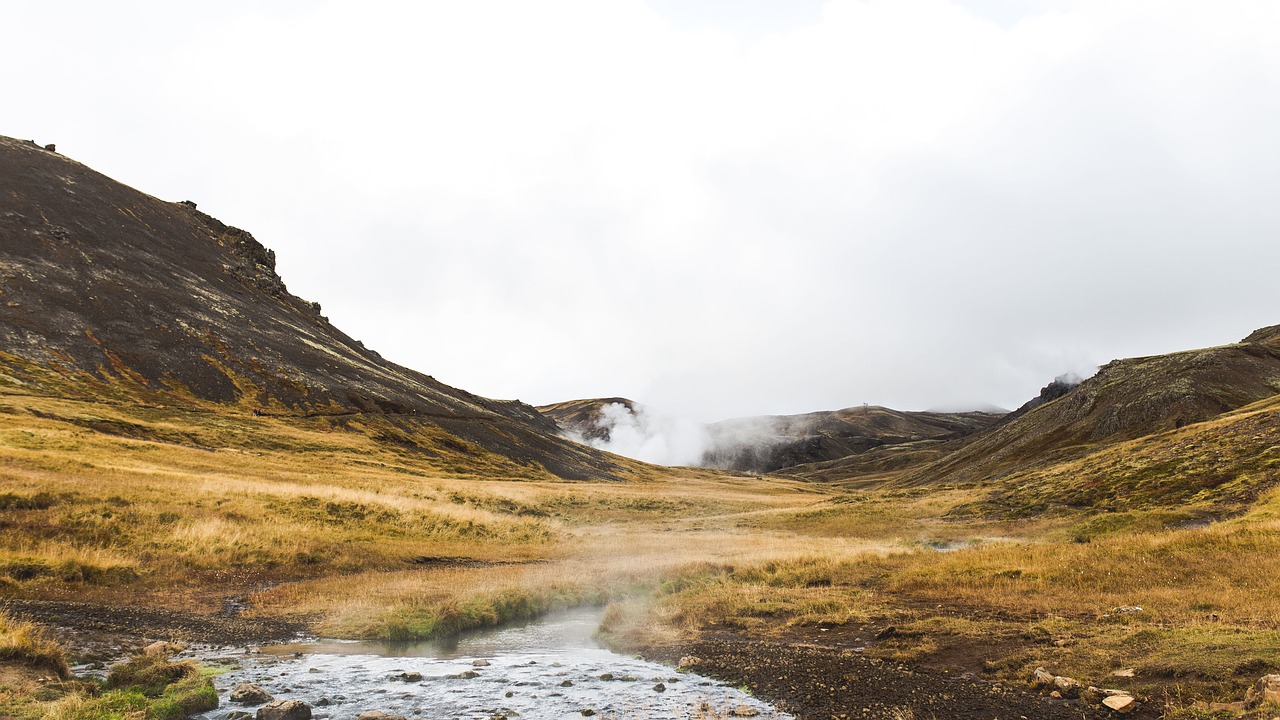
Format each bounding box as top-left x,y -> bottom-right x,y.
106,652 -> 197,696
0,609 -> 70,677
0,491 -> 60,510
2,557 -> 53,581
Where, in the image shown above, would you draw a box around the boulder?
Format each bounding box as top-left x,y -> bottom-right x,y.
355,712 -> 407,720
230,683 -> 274,705
1101,694 -> 1137,713
1245,674 -> 1280,708
1053,675 -> 1081,698
143,641 -> 177,657
256,700 -> 311,720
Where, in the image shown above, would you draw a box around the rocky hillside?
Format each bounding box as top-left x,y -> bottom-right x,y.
0,136 -> 630,480
896,326 -> 1280,487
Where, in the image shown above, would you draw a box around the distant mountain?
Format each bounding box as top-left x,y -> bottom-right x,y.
703,406 -> 1003,473
0,135 -> 629,480
538,396 -> 1001,473
536,398 -> 638,443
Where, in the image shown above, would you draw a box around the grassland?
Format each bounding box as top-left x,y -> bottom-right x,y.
2,379 -> 1280,717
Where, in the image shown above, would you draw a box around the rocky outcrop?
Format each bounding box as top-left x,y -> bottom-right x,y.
256,699 -> 311,720
1246,674 -> 1280,708
230,682 -> 274,705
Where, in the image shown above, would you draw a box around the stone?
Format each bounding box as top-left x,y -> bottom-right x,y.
677,656 -> 702,669
1102,606 -> 1144,619
581,710 -> 596,717
653,683 -> 666,692
230,683 -> 274,705
143,641 -> 177,657
256,700 -> 311,720
599,673 -> 614,681
355,712 -> 407,720
1110,668 -> 1136,678
875,626 -> 898,640
1102,694 -> 1137,713
473,659 -> 491,667
227,713 -> 253,720
729,705 -> 761,717
1053,675 -> 1082,698
1032,667 -> 1056,688
396,672 -> 423,682
1246,674 -> 1280,708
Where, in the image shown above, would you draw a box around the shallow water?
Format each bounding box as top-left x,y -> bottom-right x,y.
195,607 -> 790,719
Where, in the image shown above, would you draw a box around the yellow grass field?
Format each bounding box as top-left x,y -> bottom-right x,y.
3,380 -> 1280,717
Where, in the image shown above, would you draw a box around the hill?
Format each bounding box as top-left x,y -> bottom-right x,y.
536,397 -> 638,443
704,405 -> 1002,473
0,136 -> 628,480
896,327 -> 1280,488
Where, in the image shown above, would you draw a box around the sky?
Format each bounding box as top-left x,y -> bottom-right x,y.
4,0 -> 1279,422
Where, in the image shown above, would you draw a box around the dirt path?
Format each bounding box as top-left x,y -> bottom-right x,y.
650,632 -> 1107,720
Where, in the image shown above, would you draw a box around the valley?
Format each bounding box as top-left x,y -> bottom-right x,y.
2,135 -> 1279,719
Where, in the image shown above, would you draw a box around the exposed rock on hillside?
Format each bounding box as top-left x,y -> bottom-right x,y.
0,135 -> 628,480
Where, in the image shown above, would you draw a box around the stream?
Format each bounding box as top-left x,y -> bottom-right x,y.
194,607 -> 791,719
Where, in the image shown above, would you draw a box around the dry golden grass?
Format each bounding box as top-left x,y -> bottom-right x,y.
0,609 -> 67,677
5,379 -> 1280,714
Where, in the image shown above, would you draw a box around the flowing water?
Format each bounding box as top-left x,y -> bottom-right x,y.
194,607 -> 790,719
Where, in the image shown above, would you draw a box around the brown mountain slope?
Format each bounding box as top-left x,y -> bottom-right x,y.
948,391 -> 1280,520
0,136 -> 629,480
895,327 -> 1280,487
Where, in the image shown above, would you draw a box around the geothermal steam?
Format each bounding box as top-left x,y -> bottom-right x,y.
564,402 -> 801,470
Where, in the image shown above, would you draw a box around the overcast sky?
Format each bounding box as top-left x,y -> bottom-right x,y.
5,0 -> 1279,421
